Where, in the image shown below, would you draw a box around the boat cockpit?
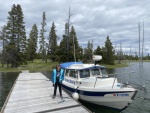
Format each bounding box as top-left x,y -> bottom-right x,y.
64,66 -> 108,80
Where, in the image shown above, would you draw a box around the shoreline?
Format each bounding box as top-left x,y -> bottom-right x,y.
0,59 -> 58,72
0,60 -> 150,72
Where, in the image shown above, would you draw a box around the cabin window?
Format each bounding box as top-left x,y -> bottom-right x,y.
101,68 -> 107,75
80,69 -> 90,78
69,70 -> 78,78
65,69 -> 69,77
91,69 -> 100,76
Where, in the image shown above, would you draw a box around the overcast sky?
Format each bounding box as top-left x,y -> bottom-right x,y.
0,0 -> 150,56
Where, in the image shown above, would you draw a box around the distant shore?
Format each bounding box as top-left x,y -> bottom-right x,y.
103,60 -> 150,69
0,59 -> 58,72
0,59 -> 150,72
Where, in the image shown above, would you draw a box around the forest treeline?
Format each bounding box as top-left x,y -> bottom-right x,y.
0,4 -> 149,68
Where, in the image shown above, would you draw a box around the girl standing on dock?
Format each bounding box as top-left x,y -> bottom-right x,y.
52,64 -> 64,99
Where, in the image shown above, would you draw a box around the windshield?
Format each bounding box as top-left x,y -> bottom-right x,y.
80,69 -> 90,78
91,69 -> 100,76
65,69 -> 69,76
69,70 -> 78,78
101,68 -> 107,75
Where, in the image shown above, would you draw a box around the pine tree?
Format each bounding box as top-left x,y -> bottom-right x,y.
5,4 -> 27,67
78,46 -> 83,61
104,36 -> 115,65
94,46 -> 102,55
57,25 -> 80,62
48,22 -> 57,61
0,25 -> 7,67
84,40 -> 93,60
16,4 -> 27,65
57,35 -> 68,62
39,12 -> 46,62
27,24 -> 38,62
6,4 -> 18,67
69,26 -> 80,61
16,4 -> 26,52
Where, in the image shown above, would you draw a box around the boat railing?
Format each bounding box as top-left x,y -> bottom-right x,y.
94,71 -> 135,88
110,74 -> 118,88
109,71 -> 135,88
94,74 -> 117,88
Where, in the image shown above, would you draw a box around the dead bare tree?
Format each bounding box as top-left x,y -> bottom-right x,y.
66,7 -> 74,57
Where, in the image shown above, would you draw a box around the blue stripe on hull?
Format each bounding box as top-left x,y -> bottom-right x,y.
62,83 -> 132,96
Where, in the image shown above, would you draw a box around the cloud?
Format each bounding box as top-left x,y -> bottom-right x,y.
0,0 -> 150,56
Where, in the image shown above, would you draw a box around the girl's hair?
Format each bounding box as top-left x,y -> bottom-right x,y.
56,64 -> 60,70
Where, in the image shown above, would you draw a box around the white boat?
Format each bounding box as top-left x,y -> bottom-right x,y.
60,56 -> 137,111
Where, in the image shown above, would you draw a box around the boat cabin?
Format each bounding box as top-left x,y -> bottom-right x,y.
64,64 -> 108,79
60,62 -> 118,88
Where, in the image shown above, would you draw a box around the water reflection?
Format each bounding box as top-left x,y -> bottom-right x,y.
106,68 -> 115,74
0,72 -> 19,110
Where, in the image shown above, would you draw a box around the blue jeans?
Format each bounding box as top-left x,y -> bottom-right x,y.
54,77 -> 62,96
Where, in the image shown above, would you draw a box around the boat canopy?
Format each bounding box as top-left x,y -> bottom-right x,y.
60,62 -> 106,70
60,62 -> 83,69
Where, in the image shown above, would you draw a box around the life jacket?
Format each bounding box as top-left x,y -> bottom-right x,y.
51,69 -> 64,84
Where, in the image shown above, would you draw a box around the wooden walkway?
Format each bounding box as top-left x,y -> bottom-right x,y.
1,71 -> 90,113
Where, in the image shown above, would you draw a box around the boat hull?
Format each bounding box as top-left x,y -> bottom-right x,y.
62,83 -> 137,111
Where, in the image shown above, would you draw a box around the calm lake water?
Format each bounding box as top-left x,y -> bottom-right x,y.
0,62 -> 150,113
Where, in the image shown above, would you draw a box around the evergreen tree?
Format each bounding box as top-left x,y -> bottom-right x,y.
16,4 -> 26,53
78,46 -> 83,61
16,4 -> 27,65
94,46 -> 102,55
104,36 -> 115,65
84,40 -> 93,60
58,26 -> 80,62
48,22 -> 57,61
6,4 -> 17,67
101,46 -> 106,63
5,4 -> 27,67
55,23 -> 69,62
0,25 -> 7,67
57,35 -> 68,62
39,12 -> 46,62
69,26 -> 80,61
147,54 -> 150,60
27,24 -> 38,62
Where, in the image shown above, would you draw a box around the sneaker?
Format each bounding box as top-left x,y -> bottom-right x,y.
60,95 -> 63,98
52,95 -> 56,99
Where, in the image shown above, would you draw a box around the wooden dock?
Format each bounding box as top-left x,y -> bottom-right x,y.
1,71 -> 90,113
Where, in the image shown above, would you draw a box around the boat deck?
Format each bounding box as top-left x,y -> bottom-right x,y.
1,71 -> 89,113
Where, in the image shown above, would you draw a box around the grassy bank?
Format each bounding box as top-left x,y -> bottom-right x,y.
103,60 -> 150,69
0,59 -> 58,72
1,59 -> 149,72
102,63 -> 128,69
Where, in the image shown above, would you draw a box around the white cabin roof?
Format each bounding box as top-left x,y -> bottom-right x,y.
68,64 -> 94,69
60,62 -> 106,70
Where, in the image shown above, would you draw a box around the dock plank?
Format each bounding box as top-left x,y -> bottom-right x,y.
1,72 -> 89,113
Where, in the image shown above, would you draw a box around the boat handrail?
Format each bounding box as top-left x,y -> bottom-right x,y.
126,71 -> 135,84
111,74 -> 118,88
111,71 -> 135,88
